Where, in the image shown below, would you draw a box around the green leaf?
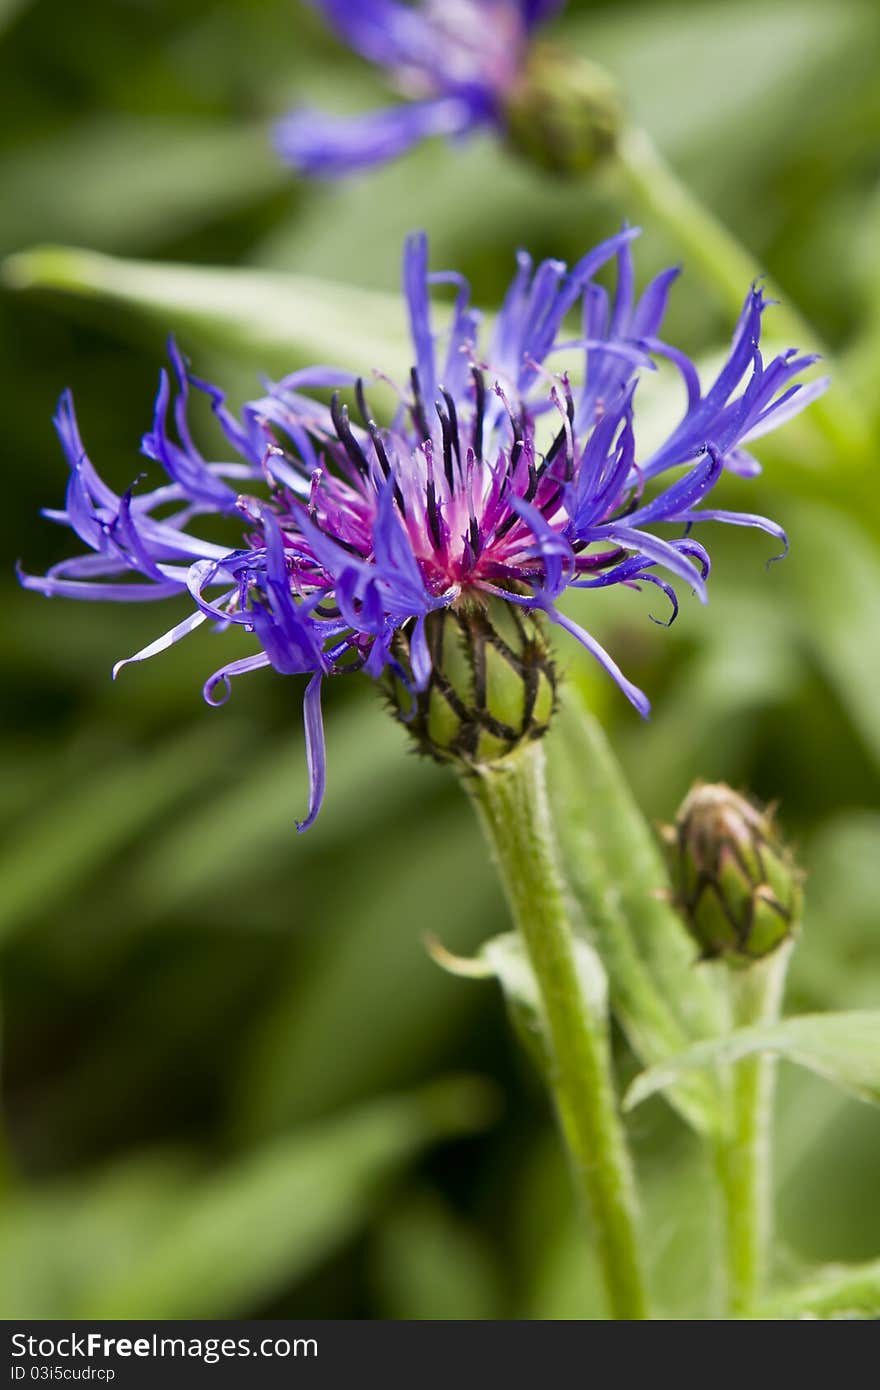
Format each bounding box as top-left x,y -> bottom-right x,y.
793,812 -> 880,1009
516,1126 -> 722,1319
3,244 -> 417,380
601,591 -> 803,815
625,1012 -> 880,1112
26,1078 -> 493,1319
431,930 -> 607,1079
0,724 -> 241,944
545,691 -> 725,1135
786,501 -> 880,768
0,119 -> 283,255
753,1259 -> 880,1320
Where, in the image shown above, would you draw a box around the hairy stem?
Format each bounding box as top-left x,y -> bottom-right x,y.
465,741 -> 649,1319
715,945 -> 792,1315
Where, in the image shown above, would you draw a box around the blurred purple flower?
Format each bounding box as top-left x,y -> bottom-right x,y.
275,0 -> 567,175
20,229 -> 826,827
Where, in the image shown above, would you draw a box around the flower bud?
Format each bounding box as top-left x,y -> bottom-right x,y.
387,596 -> 557,766
503,45 -> 622,178
663,783 -> 802,966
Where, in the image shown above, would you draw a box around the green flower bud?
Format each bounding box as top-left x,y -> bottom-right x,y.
663,783 -> 802,967
387,596 -> 557,767
504,44 -> 622,178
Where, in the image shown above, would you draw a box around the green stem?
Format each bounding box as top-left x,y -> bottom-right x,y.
615,126 -> 872,467
464,742 -> 649,1320
714,945 -> 791,1316
547,697 -> 724,1137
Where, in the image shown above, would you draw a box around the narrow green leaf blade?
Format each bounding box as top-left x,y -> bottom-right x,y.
546,691 -> 724,1134
0,119 -> 282,255
552,692 -> 725,1039
786,501 -> 880,768
754,1259 -> 880,1320
626,1012 -> 880,1112
3,245 -> 416,379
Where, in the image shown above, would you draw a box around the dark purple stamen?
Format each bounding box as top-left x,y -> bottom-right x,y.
471,366 -> 486,460
330,392 -> 370,477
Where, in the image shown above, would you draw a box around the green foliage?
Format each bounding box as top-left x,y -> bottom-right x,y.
370,1190 -> 505,1320
547,696 -> 725,1135
3,245 -> 415,380
626,1012 -> 880,1111
0,1079 -> 494,1318
753,1259 -> 880,1319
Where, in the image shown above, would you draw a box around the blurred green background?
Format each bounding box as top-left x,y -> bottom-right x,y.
1,0 -> 879,1319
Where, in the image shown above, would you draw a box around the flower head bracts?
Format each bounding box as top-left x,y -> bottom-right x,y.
275,0 -> 566,175
20,228 -> 826,827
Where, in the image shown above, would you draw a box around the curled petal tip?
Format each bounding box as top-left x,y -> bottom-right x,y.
765,537 -> 790,569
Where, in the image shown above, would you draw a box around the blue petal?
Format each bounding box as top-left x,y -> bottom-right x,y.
630,266 -> 680,338
53,390 -> 117,510
403,230 -> 437,407
203,653 -> 272,706
590,525 -> 709,602
409,614 -> 432,690
522,0 -> 567,27
274,97 -> 475,177
372,479 -> 437,615
296,672 -> 327,832
250,512 -> 330,674
547,607 -> 651,718
141,367 -> 239,511
677,508 -> 789,563
507,493 -> 575,598
17,564 -> 180,603
113,609 -> 210,680
310,0 -> 436,70
623,447 -> 723,526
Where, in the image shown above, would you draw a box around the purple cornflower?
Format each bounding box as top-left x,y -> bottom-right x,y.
275,0 -> 567,175
20,228 -> 826,827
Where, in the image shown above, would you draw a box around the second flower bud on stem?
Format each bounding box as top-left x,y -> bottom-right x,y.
662,782 -> 802,966
664,781 -> 803,1314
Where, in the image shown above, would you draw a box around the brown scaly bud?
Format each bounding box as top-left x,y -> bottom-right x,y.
662,782 -> 802,967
